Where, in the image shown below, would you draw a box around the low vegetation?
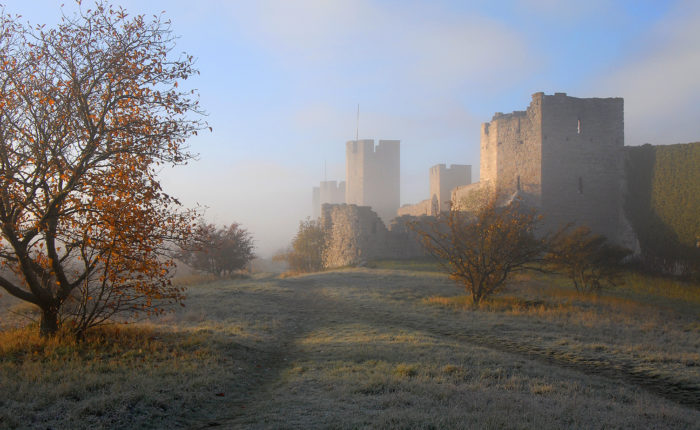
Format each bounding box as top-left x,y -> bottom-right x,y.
1,265 -> 698,428
411,197 -> 549,304
282,218 -> 327,273
178,222 -> 255,277
546,225 -> 632,294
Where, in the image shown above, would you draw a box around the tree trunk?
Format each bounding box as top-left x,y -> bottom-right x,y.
40,306 -> 60,337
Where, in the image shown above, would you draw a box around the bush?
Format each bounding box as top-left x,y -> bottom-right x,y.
179,223 -> 255,277
284,218 -> 327,273
411,197 -> 548,305
546,226 -> 631,294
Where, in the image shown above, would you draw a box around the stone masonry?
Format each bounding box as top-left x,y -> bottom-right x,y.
317,92 -> 647,267
430,164 -> 471,213
321,203 -> 426,267
397,163 -> 472,216
457,92 -> 625,242
346,139 -> 400,225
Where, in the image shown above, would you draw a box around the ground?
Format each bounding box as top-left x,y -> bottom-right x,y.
0,262 -> 698,429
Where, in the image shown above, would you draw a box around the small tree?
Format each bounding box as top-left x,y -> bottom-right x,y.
412,198 -> 548,305
179,223 -> 255,277
285,218 -> 326,273
546,225 -> 631,294
0,2 -> 205,337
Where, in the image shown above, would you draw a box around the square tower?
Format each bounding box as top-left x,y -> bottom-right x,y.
480,92 -> 624,240
346,139 -> 400,224
430,164 -> 472,213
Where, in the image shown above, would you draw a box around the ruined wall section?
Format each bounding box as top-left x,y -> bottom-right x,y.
321,204 -> 427,268
451,182 -> 492,212
345,139 -> 400,225
430,164 -> 471,213
397,199 -> 432,217
321,203 -> 389,268
540,93 -> 624,239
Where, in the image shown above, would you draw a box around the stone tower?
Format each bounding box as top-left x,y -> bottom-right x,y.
346,139 -> 400,224
312,180 -> 345,219
429,164 -> 471,213
479,92 -> 624,240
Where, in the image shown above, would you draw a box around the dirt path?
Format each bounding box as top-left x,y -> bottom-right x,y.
201,271 -> 700,427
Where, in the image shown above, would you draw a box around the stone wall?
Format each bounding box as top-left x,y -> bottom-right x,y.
321,203 -> 389,267
345,139 -> 400,224
624,142 -> 699,273
451,181 -> 492,212
321,203 -> 427,268
430,164 -> 471,213
540,93 -> 624,240
397,199 -> 432,217
477,92 -> 625,242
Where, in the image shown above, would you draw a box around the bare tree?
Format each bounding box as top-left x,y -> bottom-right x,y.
179,223 -> 255,277
546,225 -> 631,294
412,197 -> 548,305
0,2 -> 206,336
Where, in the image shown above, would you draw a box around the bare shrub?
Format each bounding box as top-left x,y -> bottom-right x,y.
546,226 -> 632,294
411,197 -> 548,305
179,223 -> 255,277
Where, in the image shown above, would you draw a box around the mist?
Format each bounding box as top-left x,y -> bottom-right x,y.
17,0 -> 697,257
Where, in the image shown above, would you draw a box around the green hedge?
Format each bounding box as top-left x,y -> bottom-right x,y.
625,142 -> 699,275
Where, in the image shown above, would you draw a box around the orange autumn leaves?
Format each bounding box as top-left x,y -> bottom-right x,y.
0,2 -> 206,336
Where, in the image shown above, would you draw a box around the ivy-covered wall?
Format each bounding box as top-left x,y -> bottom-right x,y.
625,142 -> 699,274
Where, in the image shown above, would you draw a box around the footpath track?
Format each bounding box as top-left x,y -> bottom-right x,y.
200,272 -> 700,427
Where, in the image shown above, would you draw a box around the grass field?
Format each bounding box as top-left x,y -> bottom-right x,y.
0,263 -> 699,429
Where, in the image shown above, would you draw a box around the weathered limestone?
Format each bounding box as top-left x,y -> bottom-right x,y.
430,164 -> 471,213
398,163 -> 472,217
321,203 -> 427,268
346,139 -> 400,224
479,92 -> 626,242
397,199 -> 432,217
321,203 -> 389,267
316,91 -> 636,266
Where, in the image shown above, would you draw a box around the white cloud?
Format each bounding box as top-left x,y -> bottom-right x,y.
595,0 -> 700,145
225,0 -> 538,94
514,0 -> 615,21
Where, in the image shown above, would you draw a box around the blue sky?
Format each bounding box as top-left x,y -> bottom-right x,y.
6,0 -> 700,256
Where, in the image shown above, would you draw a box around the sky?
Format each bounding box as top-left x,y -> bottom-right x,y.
5,0 -> 700,256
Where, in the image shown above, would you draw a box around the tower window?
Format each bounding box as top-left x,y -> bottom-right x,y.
578,177 -> 583,194
577,118 -> 581,134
